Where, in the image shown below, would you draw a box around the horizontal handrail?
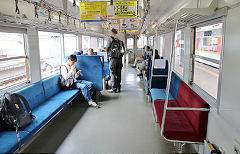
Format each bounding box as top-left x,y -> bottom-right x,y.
166,107 -> 210,111
152,75 -> 168,77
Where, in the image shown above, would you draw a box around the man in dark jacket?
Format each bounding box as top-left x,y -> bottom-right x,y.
106,28 -> 123,93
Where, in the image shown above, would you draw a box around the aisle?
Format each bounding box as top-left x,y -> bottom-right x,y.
56,66 -> 177,153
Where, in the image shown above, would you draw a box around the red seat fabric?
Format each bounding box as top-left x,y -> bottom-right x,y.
154,82 -> 209,142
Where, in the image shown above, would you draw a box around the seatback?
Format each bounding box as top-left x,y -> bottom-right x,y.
16,81 -> 45,110
177,82 -> 209,140
169,72 -> 182,100
97,52 -> 108,62
150,59 -> 168,89
74,55 -> 103,91
42,74 -> 61,100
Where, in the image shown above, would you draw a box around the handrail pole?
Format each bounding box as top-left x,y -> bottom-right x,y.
160,23 -> 177,136
149,31 -> 157,90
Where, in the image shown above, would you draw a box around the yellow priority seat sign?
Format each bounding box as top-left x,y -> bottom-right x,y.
80,2 -> 107,22
113,1 -> 138,18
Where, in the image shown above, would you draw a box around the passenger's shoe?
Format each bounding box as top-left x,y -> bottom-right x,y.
108,89 -> 117,93
137,73 -> 142,76
131,65 -> 136,68
117,88 -> 121,93
88,101 -> 100,108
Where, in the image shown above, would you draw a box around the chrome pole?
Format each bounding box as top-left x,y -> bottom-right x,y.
149,30 -> 157,90
160,23 -> 177,136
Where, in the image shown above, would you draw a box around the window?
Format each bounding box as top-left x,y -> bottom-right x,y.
104,38 -> 108,47
90,37 -> 98,50
159,36 -> 164,57
39,31 -> 62,79
64,34 -> 78,57
174,30 -> 184,76
82,35 -> 90,51
127,38 -> 134,49
193,23 -> 223,99
149,36 -> 153,48
98,38 -> 103,48
137,36 -> 144,49
0,31 -> 29,90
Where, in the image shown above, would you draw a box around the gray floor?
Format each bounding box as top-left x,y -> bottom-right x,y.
22,66 -> 180,153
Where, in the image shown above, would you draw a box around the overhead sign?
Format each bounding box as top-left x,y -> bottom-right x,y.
121,18 -> 138,30
80,2 -> 107,22
127,30 -> 139,36
113,1 -> 138,18
104,19 -> 121,30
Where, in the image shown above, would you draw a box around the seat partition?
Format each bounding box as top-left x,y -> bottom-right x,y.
74,55 -> 103,91
149,59 -> 169,89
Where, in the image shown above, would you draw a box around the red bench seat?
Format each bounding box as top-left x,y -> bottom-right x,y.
154,82 -> 209,142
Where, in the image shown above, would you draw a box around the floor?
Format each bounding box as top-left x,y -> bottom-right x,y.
22,66 -> 184,153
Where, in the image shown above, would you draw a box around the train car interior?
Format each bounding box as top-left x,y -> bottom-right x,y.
1,0 -> 240,153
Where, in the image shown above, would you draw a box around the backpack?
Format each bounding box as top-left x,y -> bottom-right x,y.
59,65 -> 75,90
0,92 -> 36,148
109,37 -> 122,58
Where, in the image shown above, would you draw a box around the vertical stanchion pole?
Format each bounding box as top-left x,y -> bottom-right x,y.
150,29 -> 158,90
160,23 -> 178,136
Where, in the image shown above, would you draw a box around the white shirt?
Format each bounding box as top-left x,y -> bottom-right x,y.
61,64 -> 79,82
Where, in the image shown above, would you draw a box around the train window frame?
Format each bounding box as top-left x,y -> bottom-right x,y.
0,28 -> 30,92
98,38 -> 104,48
173,30 -> 185,78
190,20 -> 225,106
63,33 -> 78,58
38,31 -> 63,79
127,38 -> 134,49
137,35 -> 145,49
82,35 -> 91,51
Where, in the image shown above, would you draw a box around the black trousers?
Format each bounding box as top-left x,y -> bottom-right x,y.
109,58 -> 122,91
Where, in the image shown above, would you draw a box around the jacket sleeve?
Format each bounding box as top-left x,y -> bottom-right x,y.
61,66 -> 74,80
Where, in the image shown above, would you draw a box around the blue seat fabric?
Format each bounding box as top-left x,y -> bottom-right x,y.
149,60 -> 169,89
74,55 -> 103,91
150,72 -> 182,102
42,74 -> 61,99
150,88 -> 176,101
170,72 -> 182,100
16,81 -> 45,110
103,62 -> 110,81
0,75 -> 80,153
0,131 -> 30,153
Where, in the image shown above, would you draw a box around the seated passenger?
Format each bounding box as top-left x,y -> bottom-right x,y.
86,48 -> 94,55
61,54 -> 99,108
132,46 -> 152,68
137,49 -> 160,76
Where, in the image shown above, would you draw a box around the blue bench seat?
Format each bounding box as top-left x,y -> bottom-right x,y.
0,131 -> 30,153
0,74 -> 81,153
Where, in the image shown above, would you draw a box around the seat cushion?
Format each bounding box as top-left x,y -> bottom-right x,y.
42,74 -> 61,99
24,89 -> 79,135
0,131 -> 30,153
154,101 -> 203,142
150,88 -> 176,102
16,81 -> 45,110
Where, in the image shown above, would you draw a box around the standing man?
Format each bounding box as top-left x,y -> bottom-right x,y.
106,28 -> 123,93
